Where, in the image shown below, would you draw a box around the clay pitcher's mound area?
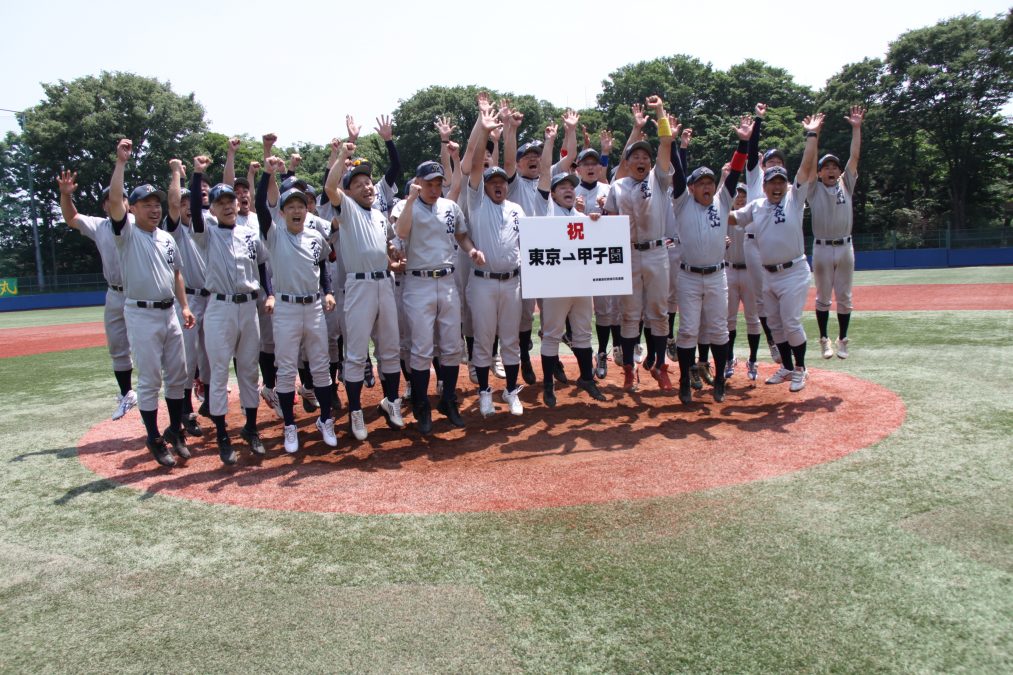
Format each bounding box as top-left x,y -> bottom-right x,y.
77,364 -> 905,514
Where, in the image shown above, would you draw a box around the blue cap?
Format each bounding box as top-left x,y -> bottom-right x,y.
624,140 -> 652,160
303,184 -> 317,199
342,160 -> 373,189
128,184 -> 166,205
280,175 -> 308,193
763,148 -> 785,166
208,183 -> 236,203
516,141 -> 543,160
415,161 -> 445,180
233,177 -> 251,189
686,167 -> 715,185
763,166 -> 789,183
550,173 -> 579,190
818,154 -> 842,171
483,166 -> 509,182
279,188 -> 308,208
576,148 -> 600,163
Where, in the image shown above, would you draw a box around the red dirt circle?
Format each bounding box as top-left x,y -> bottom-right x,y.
76,363 -> 905,514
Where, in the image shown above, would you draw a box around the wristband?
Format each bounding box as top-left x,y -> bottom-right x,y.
805,131 -> 818,138
657,117 -> 672,138
441,140 -> 450,144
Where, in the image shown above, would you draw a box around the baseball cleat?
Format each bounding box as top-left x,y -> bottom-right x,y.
437,398 -> 465,427
836,337 -> 849,359
689,365 -> 703,390
217,435 -> 237,466
622,363 -> 639,392
643,350 -> 656,371
612,345 -> 623,367
503,387 -> 524,416
521,359 -> 536,386
349,409 -> 368,441
299,386 -> 319,413
260,385 -> 284,419
162,426 -> 191,461
198,399 -> 211,420
493,354 -> 506,379
553,360 -> 569,384
724,358 -> 736,380
820,337 -> 834,359
789,367 -> 808,392
765,367 -> 793,385
436,380 -> 444,398
283,424 -> 300,454
401,383 -> 414,409
146,436 -> 176,468
650,364 -> 675,392
666,338 -> 677,362
713,378 -> 726,403
316,417 -> 338,447
364,361 -> 376,388
769,343 -> 782,364
112,390 -> 137,421
414,404 -> 433,435
747,360 -> 758,381
633,344 -> 645,364
542,386 -> 557,408
478,389 -> 495,418
182,413 -> 203,438
697,361 -> 714,386
468,363 -> 479,385
595,352 -> 608,380
240,427 -> 266,456
575,378 -> 607,401
193,379 -> 205,403
678,383 -> 693,405
378,397 -> 405,429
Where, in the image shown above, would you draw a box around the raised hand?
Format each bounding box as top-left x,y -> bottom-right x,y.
802,112 -> 825,134
478,108 -> 502,133
193,155 -> 212,174
734,115 -> 755,141
248,160 -> 261,174
645,95 -> 664,116
435,115 -> 457,141
262,133 -> 277,150
562,108 -> 579,130
228,137 -> 241,154
447,141 -> 461,160
582,125 -> 591,149
668,114 -> 682,138
845,105 -> 866,128
345,115 -> 360,141
265,156 -> 285,175
330,137 -> 342,153
476,91 -> 492,113
755,102 -> 767,118
631,103 -> 648,130
489,125 -> 502,142
341,141 -> 356,156
168,158 -> 184,175
681,127 -> 693,148
57,169 -> 78,195
600,129 -> 613,155
116,139 -> 133,164
544,122 -> 559,143
375,114 -> 394,141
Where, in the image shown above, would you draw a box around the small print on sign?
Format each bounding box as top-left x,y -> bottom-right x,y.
518,216 -> 632,299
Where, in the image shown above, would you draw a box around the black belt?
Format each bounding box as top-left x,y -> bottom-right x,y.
214,291 -> 258,303
185,287 -> 210,297
410,267 -> 454,278
279,293 -> 319,304
815,236 -> 852,246
764,260 -> 798,272
474,268 -> 520,281
134,299 -> 174,309
108,284 -> 123,292
730,263 -> 747,270
746,233 -> 755,239
352,271 -> 391,280
633,239 -> 665,251
680,262 -> 726,275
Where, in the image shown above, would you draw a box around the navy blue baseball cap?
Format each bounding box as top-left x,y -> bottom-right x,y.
303,184 -> 317,199
576,148 -> 601,163
818,154 -> 842,171
128,184 -> 166,205
233,177 -> 251,189
624,140 -> 653,160
762,148 -> 786,166
687,167 -> 716,185
181,188 -> 191,198
763,166 -> 789,183
516,141 -> 543,160
208,183 -> 236,203
550,173 -> 579,190
415,161 -> 444,180
279,187 -> 308,208
483,166 -> 509,182
342,160 -> 373,189
280,175 -> 308,193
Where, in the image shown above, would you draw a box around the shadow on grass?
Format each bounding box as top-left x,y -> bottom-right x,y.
10,447 -> 78,462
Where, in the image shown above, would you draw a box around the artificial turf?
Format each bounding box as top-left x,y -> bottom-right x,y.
0,268 -> 1010,672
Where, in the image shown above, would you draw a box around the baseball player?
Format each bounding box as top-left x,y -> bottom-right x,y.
107,139 -> 195,468
323,142 -> 405,440
57,172 -> 136,421
395,160 -> 467,429
255,157 -> 338,452
729,114 -> 824,393
190,157 -> 270,464
454,108 -> 526,417
810,106 -> 865,360
725,181 -> 761,381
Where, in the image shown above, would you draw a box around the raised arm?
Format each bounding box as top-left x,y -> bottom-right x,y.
108,139 -> 131,225
468,109 -> 502,191
375,115 -> 401,187
796,113 -> 825,185
323,142 -> 356,208
223,137 -> 241,185
395,182 -> 421,240
558,109 -> 579,173
500,98 -> 521,179
724,116 -> 753,196
167,159 -> 184,227
258,158 -> 281,237
265,155 -> 284,208
436,115 -> 456,182
190,155 -> 212,232
537,123 -> 559,193
447,141 -> 464,203
647,96 -> 674,176
844,105 -> 865,177
747,103 -> 766,171
56,170 -> 85,230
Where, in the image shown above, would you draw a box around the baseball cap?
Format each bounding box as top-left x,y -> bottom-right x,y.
128,184 -> 166,205
279,187 -> 308,208
624,140 -> 652,160
181,188 -> 191,198
342,160 -> 373,189
736,183 -> 747,194
763,166 -> 789,183
576,148 -> 601,163
233,177 -> 251,189
516,141 -> 543,160
762,148 -> 786,166
415,161 -> 445,180
280,175 -> 308,193
208,183 -> 236,203
483,166 -> 509,182
550,173 -> 579,190
303,184 -> 317,199
686,167 -> 716,185
818,154 -> 842,171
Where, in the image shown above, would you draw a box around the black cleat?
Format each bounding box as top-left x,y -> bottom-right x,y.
643,352 -> 656,371
182,413 -> 203,438
679,383 -> 693,405
543,387 -> 557,408
146,436 -> 176,468
198,399 -> 211,419
521,360 -> 536,386
713,378 -> 726,403
162,426 -> 191,460
415,405 -> 433,435
240,427 -> 266,456
437,398 -> 465,428
218,434 -> 237,465
575,378 -> 607,401
553,360 -> 569,384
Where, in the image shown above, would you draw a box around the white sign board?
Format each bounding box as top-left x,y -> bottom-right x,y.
518,216 -> 632,299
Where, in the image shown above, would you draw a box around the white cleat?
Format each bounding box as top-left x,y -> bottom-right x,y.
479,389 -> 495,417
666,338 -> 677,362
316,417 -> 338,447
836,337 -> 849,359
820,337 -> 834,359
769,343 -> 782,364
502,387 -> 524,416
283,424 -> 300,454
633,344 -> 645,364
112,390 -> 137,421
493,354 -> 506,379
789,367 -> 808,392
612,345 -> 623,366
349,409 -> 368,441
468,363 -> 479,385
747,360 -> 758,381
299,385 -> 319,412
379,397 -> 405,429
260,385 -> 284,418
765,367 -> 793,385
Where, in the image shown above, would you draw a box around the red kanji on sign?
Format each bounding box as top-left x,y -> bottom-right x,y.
567,222 -> 585,240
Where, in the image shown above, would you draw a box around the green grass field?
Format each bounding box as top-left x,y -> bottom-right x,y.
1,267 -> 1010,673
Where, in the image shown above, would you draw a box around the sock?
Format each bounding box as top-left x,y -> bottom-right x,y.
345,380 -> 363,412
313,386 -> 332,422
440,365 -> 458,402
244,407 -> 258,433
747,332 -> 761,361
816,310 -> 830,339
211,414 -> 227,438
595,323 -> 611,353
668,312 -> 676,338
298,365 -> 312,390
380,370 -> 401,402
519,330 -> 532,358
540,354 -> 556,389
400,358 -> 410,379
139,409 -> 159,441
114,369 -> 132,396
183,388 -> 193,415
165,397 -> 184,431
466,336 -> 475,361
652,334 -> 668,368
727,330 -> 737,362
259,351 -> 276,388
278,390 -> 296,426
329,361 -> 340,400
698,344 -> 711,363
644,328 -> 655,362
620,337 -> 638,366
433,357 -> 441,373
760,316 -> 774,345
676,347 -> 696,387
791,342 -> 807,370
564,318 -> 573,344
610,325 -> 621,348
504,363 -> 519,392
492,335 -> 499,357
711,342 -> 728,383
777,342 -> 794,371
410,369 -> 431,410
476,365 -> 490,391
838,313 -> 851,340
573,347 -> 594,380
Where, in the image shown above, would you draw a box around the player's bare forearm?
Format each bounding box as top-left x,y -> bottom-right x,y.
108,142 -> 130,222
167,163 -> 183,224
59,192 -> 81,230
848,126 -> 862,177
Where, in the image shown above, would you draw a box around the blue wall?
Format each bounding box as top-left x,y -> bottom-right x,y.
0,290 -> 106,312
854,247 -> 1013,270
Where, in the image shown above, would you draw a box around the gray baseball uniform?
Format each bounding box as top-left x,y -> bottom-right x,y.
166,218 -> 210,390
76,216 -> 132,372
808,171 -> 857,314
